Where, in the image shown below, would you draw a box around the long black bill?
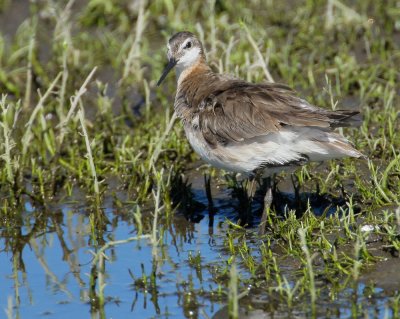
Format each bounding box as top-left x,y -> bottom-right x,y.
157,58 -> 177,86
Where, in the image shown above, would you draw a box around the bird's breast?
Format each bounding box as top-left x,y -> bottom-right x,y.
183,124 -> 254,174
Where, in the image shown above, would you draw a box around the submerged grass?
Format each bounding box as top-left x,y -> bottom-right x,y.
0,0 -> 399,318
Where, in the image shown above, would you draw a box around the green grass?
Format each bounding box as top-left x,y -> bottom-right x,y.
0,0 -> 399,318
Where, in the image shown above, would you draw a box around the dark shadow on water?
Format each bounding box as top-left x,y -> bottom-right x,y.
170,171 -> 207,223
256,190 -> 348,218
173,172 -> 360,231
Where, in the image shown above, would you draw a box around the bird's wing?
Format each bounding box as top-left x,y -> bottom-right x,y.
198,80 -> 359,146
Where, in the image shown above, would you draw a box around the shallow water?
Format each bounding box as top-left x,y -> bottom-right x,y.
1,173 -> 398,319
0,176 -> 234,318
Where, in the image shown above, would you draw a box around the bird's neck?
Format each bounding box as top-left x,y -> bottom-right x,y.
176,58 -> 211,87
174,59 -> 214,123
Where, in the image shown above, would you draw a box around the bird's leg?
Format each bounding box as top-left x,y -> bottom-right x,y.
259,176 -> 272,236
204,173 -> 215,213
291,173 -> 299,197
291,173 -> 301,210
246,174 -> 257,201
243,174 -> 257,225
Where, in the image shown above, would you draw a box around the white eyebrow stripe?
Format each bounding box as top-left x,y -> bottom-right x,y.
179,38 -> 191,50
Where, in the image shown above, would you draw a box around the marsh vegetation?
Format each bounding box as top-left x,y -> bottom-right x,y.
0,0 -> 399,318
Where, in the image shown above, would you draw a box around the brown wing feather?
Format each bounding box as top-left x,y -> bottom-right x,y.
195,77 -> 360,146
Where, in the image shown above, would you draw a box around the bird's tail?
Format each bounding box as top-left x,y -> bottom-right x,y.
330,110 -> 363,128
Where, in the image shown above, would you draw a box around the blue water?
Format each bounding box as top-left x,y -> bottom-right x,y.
0,199 -> 228,319
1,186 -> 397,319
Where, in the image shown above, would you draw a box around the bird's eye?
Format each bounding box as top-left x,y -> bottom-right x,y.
184,41 -> 192,49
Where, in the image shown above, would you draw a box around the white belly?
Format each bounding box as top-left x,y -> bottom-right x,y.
184,126 -> 359,176
185,127 -> 241,173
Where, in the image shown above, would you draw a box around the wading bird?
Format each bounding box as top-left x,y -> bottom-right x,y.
157,31 -> 364,232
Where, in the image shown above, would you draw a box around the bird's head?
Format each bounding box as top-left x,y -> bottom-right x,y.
157,31 -> 205,86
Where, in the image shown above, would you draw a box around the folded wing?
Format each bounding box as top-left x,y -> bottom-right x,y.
198,80 -> 360,147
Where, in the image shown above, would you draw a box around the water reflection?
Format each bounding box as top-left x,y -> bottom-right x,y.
0,190 -> 226,318
0,180 -> 396,319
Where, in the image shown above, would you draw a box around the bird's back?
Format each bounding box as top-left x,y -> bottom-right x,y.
175,71 -> 364,175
